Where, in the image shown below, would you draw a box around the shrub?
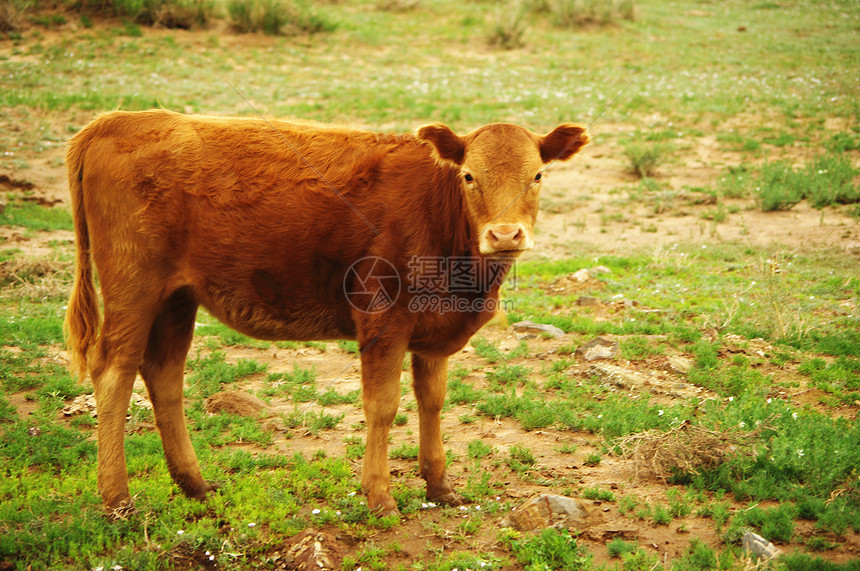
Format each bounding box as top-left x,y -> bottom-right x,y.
0,0 -> 31,33
623,142 -> 671,178
227,0 -> 336,35
755,153 -> 859,211
71,0 -> 215,28
803,153 -> 860,208
549,0 -> 635,28
756,160 -> 802,211
488,0 -> 528,49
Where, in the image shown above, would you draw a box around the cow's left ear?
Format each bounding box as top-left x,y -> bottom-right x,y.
539,123 -> 589,163
417,123 -> 466,166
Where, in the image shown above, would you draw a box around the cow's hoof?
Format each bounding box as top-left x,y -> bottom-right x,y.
427,490 -> 466,507
368,493 -> 399,517
179,478 -> 219,500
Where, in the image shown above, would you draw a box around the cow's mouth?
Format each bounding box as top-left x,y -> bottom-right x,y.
486,248 -> 527,258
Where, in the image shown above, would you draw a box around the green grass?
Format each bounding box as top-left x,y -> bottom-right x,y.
0,200 -> 72,232
508,528 -> 592,571
185,350 -> 267,398
2,0 -> 860,567
755,154 -> 860,211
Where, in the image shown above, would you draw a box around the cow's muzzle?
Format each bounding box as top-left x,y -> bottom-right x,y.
480,223 -> 532,255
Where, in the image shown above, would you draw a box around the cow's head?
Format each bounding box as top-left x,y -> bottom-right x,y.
417,122 -> 588,256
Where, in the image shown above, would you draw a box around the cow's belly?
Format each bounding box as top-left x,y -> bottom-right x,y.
201,295 -> 356,342
192,264 -> 357,342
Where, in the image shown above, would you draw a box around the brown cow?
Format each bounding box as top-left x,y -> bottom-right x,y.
65,109 -> 588,515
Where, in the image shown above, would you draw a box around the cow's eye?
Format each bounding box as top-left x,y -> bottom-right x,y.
463,172 -> 474,183
534,172 -> 542,182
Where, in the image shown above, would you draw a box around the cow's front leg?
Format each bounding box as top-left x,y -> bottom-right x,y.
359,337 -> 407,516
412,353 -> 464,506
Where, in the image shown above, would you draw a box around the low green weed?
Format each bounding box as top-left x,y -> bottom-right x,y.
227,0 -> 335,35
467,439 -> 494,459
389,442 -> 418,459
508,528 -> 592,571
487,363 -> 530,388
755,153 -> 859,211
284,408 -> 345,433
672,538 -> 719,571
623,142 -> 672,178
472,337 -> 503,363
798,356 -> 860,404
507,444 -> 536,471
619,335 -> 665,360
581,485 -> 615,501
0,200 -> 72,232
548,0 -> 635,27
487,0 -> 528,49
606,538 -> 637,558
186,351 -> 267,398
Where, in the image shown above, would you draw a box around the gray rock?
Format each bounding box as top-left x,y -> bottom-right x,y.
575,336 -> 619,361
588,363 -> 649,390
511,320 -> 566,338
570,268 -> 591,282
500,494 -> 586,531
742,531 -> 782,560
666,355 -> 694,375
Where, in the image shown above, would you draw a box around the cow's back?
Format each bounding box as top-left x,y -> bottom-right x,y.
71,110 -> 419,342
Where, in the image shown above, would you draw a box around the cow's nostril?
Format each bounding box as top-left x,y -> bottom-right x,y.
487,225 -> 525,250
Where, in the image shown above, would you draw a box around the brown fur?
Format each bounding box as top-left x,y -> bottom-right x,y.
65,109 -> 588,514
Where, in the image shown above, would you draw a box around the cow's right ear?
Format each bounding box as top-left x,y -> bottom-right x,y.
417,123 -> 466,166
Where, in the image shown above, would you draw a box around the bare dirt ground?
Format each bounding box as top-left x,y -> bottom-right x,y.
3,112 -> 860,568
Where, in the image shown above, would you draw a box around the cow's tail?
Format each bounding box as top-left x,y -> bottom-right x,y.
64,132 -> 101,382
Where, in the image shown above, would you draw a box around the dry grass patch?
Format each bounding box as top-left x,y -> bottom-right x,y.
617,419 -> 768,483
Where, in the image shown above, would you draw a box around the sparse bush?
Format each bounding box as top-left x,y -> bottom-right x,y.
549,0 -> 634,27
0,0 -> 32,33
488,0 -> 528,49
70,0 -> 215,28
623,142 -> 670,178
755,153 -> 859,211
227,0 -> 336,35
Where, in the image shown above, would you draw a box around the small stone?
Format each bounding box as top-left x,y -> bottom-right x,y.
500,494 -> 586,531
588,363 -> 649,390
742,531 -> 782,560
511,320 -> 565,338
575,337 -> 619,361
666,355 -> 694,375
570,268 -> 591,282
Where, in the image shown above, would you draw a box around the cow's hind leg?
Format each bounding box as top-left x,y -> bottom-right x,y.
139,287 -> 213,500
412,354 -> 464,506
90,309 -> 157,513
